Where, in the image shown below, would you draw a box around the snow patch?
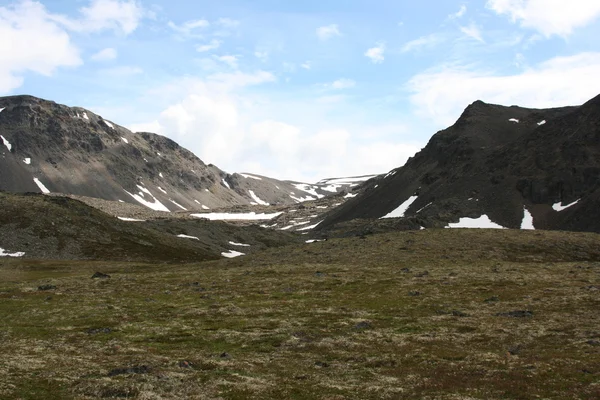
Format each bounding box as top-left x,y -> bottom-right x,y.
229,241 -> 251,247
537,120 -> 546,126
297,221 -> 323,231
222,250 -> 245,258
104,120 -> 115,129
382,196 -> 418,219
344,193 -> 357,199
509,118 -> 519,123
159,172 -> 163,178
121,137 -> 129,144
240,173 -> 262,180
520,208 -> 535,230
156,152 -> 162,156
157,186 -> 167,194
82,112 -> 89,120
191,212 -> 283,221
290,194 -> 316,203
446,215 -> 506,229
33,178 -> 50,194
23,158 -> 31,165
170,199 -> 188,211
416,202 -> 433,213
202,205 -> 210,210
124,188 -> 170,212
118,217 -> 145,222
0,247 -> 25,257
293,183 -> 325,199
305,239 -> 326,243
222,179 -> 231,189
1,135 -> 12,151
384,171 -> 396,179
249,190 -> 269,206
318,175 -> 377,185
0,107 -> 5,113
321,184 -> 342,193
177,234 -> 199,240
553,199 -> 580,212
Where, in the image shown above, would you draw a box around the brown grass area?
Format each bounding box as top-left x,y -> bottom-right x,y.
1,229 -> 599,399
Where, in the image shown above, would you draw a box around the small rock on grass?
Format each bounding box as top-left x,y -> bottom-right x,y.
86,327 -> 112,335
353,321 -> 372,330
38,284 -> 56,291
92,272 -> 111,279
107,365 -> 151,377
496,310 -> 534,318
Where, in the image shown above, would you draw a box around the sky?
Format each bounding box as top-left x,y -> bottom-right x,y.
2,0 -> 600,182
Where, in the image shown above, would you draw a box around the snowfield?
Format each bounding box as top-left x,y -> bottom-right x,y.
382,196 -> 418,219
446,215 -> 506,229
191,212 -> 283,221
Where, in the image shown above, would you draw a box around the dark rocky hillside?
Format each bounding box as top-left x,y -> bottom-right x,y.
318,94 -> 600,233
0,95 -> 366,212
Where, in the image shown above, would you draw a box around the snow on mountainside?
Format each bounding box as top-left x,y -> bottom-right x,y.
317,93 -> 600,234
0,95 -> 373,212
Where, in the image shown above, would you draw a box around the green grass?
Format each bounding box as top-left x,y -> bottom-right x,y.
1,229 -> 599,399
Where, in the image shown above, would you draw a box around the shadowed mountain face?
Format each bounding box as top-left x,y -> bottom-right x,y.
318,94 -> 600,233
0,95 -> 368,212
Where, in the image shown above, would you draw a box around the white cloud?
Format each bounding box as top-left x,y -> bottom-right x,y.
0,0 -> 81,93
301,61 -> 311,70
51,0 -> 146,35
129,120 -> 162,133
316,24 -> 341,40
401,34 -> 445,53
365,43 -> 385,64
407,52 -> 600,127
282,62 -> 296,73
91,47 -> 117,61
196,39 -> 221,52
254,51 -> 269,62
213,55 -> 239,69
216,17 -> 239,28
460,22 -> 485,42
100,66 -> 143,76
449,5 -> 467,19
487,0 -> 600,37
326,78 -> 356,90
168,18 -> 209,37
207,70 -> 276,88
129,71 -> 419,182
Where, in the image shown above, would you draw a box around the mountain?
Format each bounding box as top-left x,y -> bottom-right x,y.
318,94 -> 600,233
0,191 -> 297,261
0,95 -> 370,212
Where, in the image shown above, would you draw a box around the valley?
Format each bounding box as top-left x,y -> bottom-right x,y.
1,93 -> 600,399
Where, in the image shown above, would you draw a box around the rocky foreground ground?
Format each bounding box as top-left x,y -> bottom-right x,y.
1,229 -> 599,399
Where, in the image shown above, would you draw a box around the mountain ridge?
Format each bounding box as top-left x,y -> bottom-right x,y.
317,94 -> 600,233
0,95 -> 372,212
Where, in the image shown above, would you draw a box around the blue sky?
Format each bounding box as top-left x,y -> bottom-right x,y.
2,0 -> 600,181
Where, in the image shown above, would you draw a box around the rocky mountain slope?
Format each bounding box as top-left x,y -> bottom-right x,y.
0,192 -> 297,261
0,95 -> 371,212
318,94 -> 600,233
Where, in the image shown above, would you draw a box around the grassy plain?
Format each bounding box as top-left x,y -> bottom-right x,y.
1,229 -> 599,399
